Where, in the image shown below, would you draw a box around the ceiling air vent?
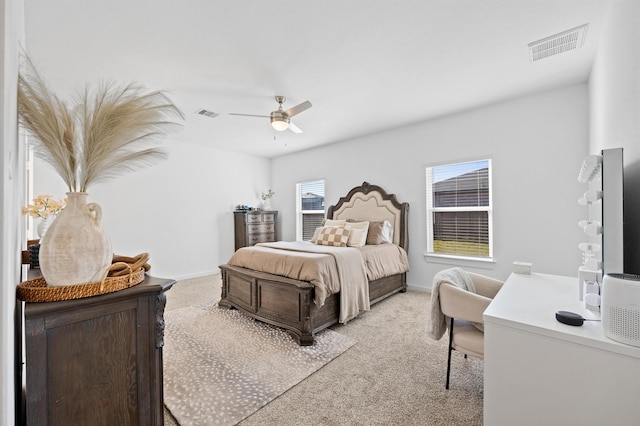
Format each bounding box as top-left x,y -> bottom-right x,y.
196,109 -> 219,118
528,24 -> 588,62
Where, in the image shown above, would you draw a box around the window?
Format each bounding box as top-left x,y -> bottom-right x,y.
296,179 -> 325,241
426,159 -> 493,260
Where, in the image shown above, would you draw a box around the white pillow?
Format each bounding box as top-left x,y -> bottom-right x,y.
323,218 -> 347,227
380,220 -> 394,244
345,221 -> 369,248
310,227 -> 322,243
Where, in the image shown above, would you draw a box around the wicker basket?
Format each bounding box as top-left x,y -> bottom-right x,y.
17,253 -> 150,303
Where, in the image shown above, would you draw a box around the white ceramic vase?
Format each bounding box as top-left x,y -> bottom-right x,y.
39,192 -> 112,287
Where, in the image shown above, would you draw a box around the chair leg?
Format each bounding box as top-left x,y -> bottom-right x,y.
446,317 -> 454,389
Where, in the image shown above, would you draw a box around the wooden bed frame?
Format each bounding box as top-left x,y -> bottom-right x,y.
218,182 -> 410,345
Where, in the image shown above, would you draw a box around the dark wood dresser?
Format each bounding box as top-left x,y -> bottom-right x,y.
234,210 -> 278,250
22,276 -> 175,426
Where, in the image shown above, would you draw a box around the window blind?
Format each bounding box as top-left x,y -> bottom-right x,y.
297,179 -> 325,241
426,160 -> 492,258
302,213 -> 324,240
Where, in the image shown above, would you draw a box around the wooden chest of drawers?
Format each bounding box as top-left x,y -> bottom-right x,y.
22,276 -> 175,425
234,210 -> 278,250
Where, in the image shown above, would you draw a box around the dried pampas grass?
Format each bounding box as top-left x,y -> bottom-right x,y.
18,55 -> 184,192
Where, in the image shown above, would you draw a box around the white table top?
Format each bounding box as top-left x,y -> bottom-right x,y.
483,272 -> 640,359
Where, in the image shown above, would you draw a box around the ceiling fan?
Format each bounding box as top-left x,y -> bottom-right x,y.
229,96 -> 312,133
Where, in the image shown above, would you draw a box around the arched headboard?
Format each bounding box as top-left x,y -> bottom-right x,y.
326,182 -> 409,253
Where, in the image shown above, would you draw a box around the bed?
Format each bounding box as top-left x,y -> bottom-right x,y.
218,181 -> 409,345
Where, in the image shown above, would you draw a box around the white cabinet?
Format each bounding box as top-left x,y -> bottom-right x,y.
483,273 -> 640,425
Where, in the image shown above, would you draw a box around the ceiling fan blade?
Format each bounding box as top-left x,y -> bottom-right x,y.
288,121 -> 303,133
284,100 -> 312,118
228,113 -> 270,118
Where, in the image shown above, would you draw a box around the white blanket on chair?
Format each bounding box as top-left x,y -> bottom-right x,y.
426,267 -> 476,340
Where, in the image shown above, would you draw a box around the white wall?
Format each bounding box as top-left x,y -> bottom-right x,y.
272,85 -> 589,291
0,0 -> 23,424
33,141 -> 271,279
589,0 -> 640,273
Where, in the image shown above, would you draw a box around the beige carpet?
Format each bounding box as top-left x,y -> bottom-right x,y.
163,276 -> 355,425
164,275 -> 483,425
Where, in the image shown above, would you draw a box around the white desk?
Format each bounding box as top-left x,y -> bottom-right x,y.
483,273 -> 640,426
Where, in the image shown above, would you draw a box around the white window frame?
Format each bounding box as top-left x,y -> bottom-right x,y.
296,179 -> 325,241
425,158 -> 494,265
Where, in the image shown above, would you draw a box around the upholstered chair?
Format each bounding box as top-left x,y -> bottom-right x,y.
435,270 -> 503,389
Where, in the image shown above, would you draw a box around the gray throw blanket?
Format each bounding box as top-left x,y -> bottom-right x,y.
426,267 -> 475,340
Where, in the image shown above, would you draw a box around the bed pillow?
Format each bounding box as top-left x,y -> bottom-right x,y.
366,220 -> 394,245
310,220 -> 346,243
314,226 -> 351,247
322,218 -> 347,227
310,226 -> 323,243
345,221 -> 369,247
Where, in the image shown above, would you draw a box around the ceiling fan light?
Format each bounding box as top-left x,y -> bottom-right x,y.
270,111 -> 290,131
271,118 -> 289,131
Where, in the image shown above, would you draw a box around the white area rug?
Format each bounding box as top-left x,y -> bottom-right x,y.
163,303 -> 355,425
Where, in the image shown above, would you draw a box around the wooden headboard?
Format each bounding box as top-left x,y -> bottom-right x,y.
326,182 -> 409,253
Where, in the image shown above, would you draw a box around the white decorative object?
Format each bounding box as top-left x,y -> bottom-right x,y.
22,194 -> 66,238
39,192 -> 112,287
261,189 -> 275,210
37,214 -> 56,238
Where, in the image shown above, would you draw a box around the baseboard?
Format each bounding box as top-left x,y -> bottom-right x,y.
172,270 -> 221,281
407,282 -> 430,293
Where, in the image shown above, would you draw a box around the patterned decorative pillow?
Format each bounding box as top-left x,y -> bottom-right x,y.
314,226 -> 351,247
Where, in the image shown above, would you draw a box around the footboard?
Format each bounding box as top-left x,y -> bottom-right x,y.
370,272 -> 407,303
219,264 -> 333,345
218,264 -> 406,345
